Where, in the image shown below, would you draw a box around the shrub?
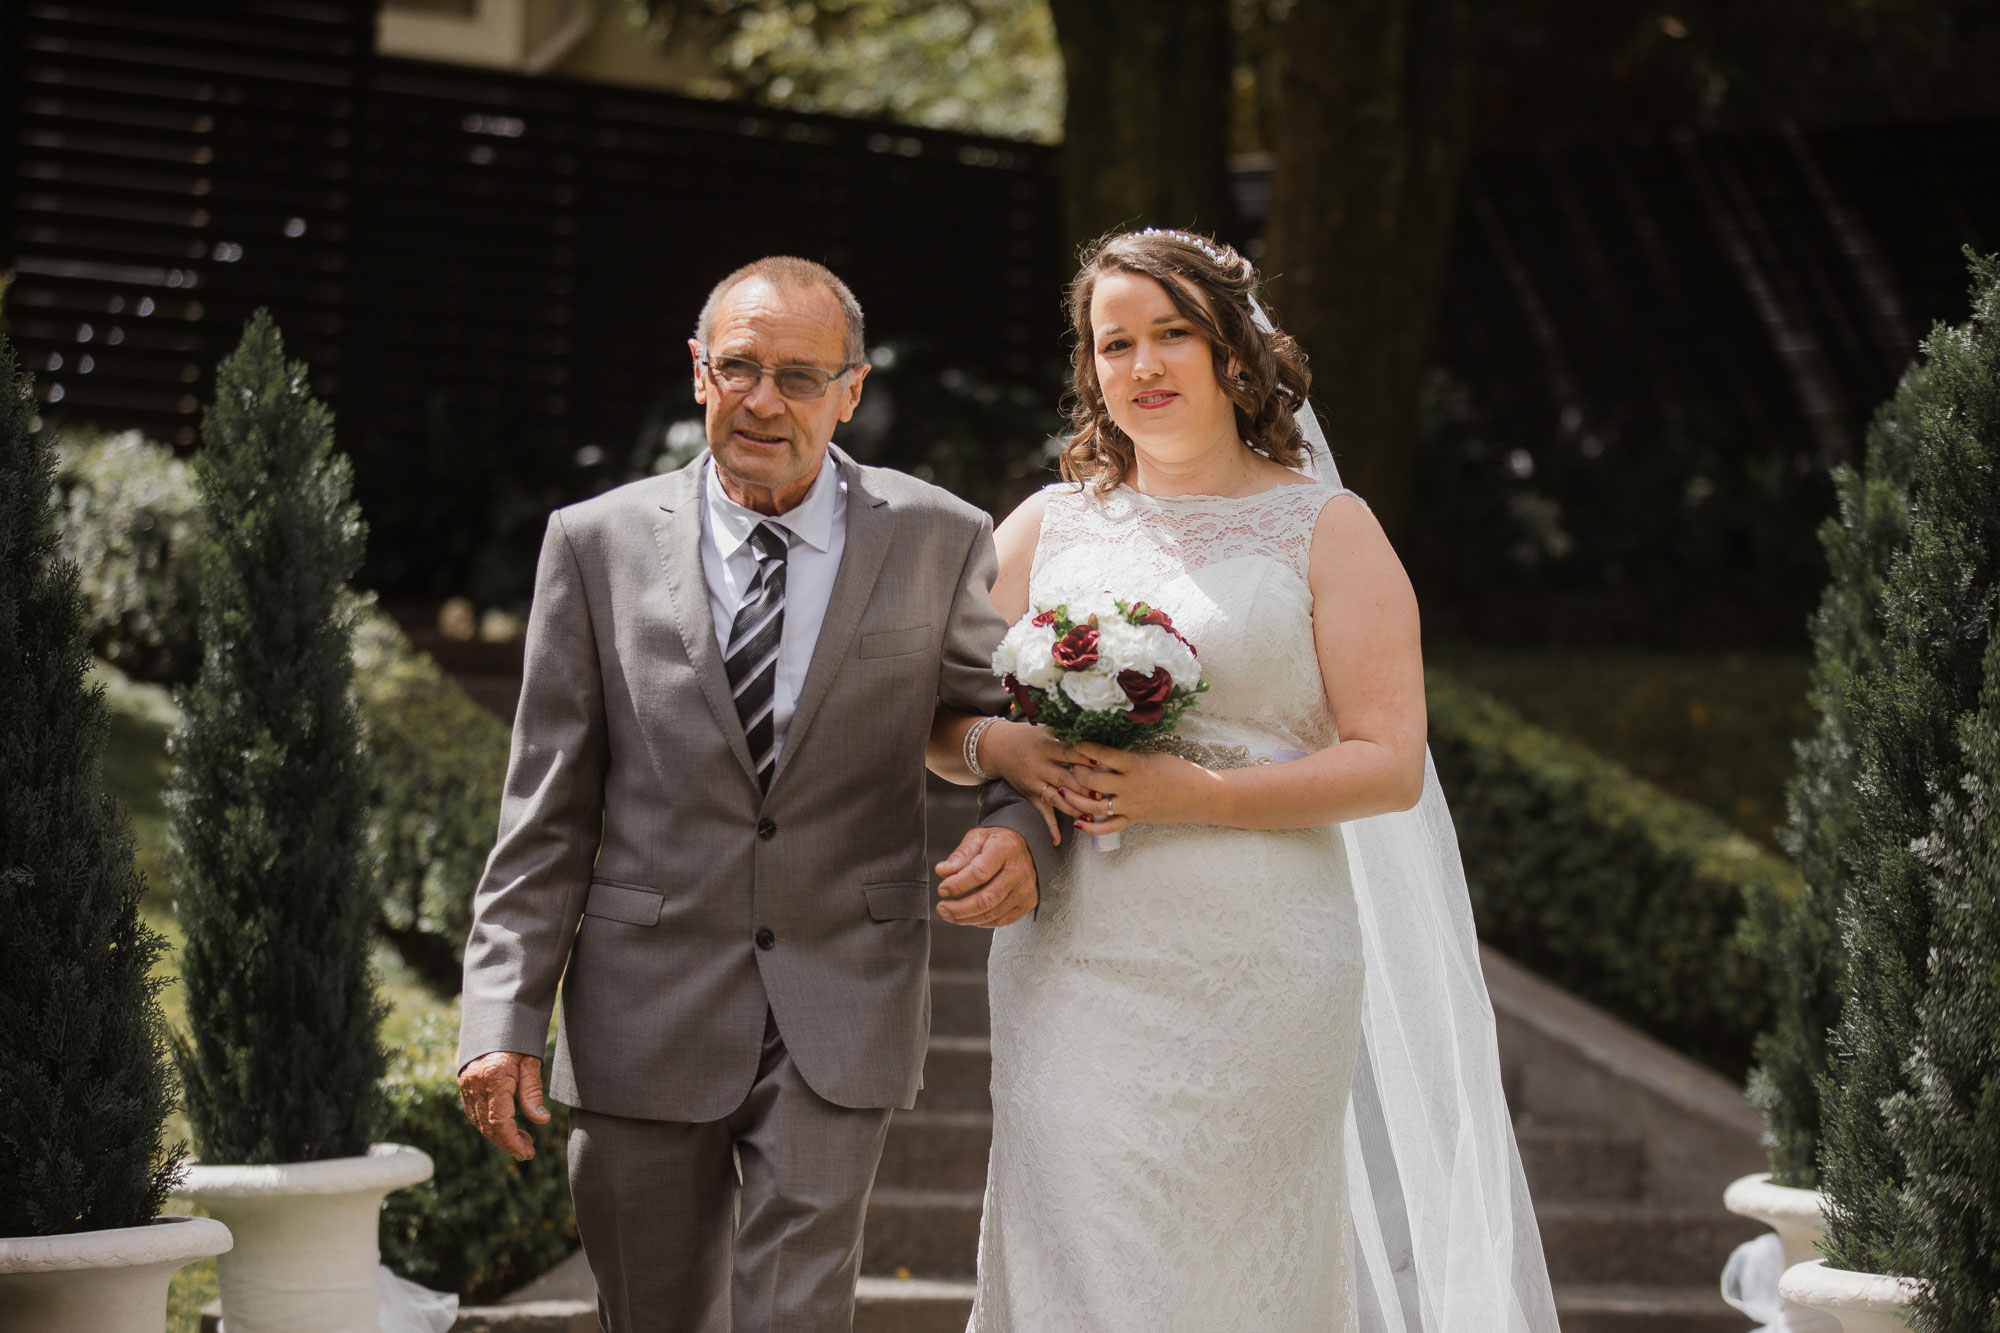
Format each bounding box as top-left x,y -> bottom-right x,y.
354,607 -> 510,994
50,426 -> 509,988
169,311 -> 386,1163
377,1016 -> 575,1303
1895,624 -> 2000,1332
1818,251 -> 2000,1277
1747,356 -> 1930,1187
1427,668 -> 1798,1076
0,337 -> 181,1235
54,429 -> 201,685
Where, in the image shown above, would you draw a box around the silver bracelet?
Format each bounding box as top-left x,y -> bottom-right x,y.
963,715 -> 1000,781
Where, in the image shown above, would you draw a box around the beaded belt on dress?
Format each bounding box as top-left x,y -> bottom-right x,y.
1147,736 -> 1310,770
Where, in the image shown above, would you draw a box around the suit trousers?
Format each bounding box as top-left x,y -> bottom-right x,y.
568,1011 -> 894,1333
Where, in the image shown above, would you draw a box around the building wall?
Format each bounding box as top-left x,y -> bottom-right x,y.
377,0 -> 707,89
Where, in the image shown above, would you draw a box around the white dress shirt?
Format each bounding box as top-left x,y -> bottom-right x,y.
701,453 -> 848,764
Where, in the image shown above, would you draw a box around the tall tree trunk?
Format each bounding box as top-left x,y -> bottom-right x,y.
1263,0 -> 1475,535
1050,0 -> 1237,254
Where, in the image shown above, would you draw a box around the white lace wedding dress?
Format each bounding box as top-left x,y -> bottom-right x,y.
968,479 -> 1365,1333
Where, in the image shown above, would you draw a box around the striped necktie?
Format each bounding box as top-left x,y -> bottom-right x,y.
726,522 -> 788,791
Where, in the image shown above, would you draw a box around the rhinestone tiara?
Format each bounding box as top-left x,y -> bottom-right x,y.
1132,227 -> 1232,267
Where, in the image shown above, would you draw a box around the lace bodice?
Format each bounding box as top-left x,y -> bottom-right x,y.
1029,480 -> 1345,757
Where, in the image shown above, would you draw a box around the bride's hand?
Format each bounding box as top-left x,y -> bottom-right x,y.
977,719 -> 1100,845
1058,742 -> 1212,837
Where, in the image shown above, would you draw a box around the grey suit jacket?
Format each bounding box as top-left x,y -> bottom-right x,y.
456,449 -> 1053,1120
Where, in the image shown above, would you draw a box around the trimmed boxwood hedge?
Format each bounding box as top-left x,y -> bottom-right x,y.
1428,667 -> 1798,1076
378,1017 -> 575,1304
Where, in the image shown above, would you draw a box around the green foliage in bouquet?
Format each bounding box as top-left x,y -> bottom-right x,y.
1818,251 -> 2000,1277
353,606 -> 510,995
378,1017 -> 575,1303
1746,343 -> 1930,1188
168,311 -> 386,1164
1005,599 -> 1208,749
1894,625 -> 2000,1332
0,338 -> 182,1235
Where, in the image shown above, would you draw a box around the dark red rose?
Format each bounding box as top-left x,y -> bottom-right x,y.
1003,673 -> 1039,721
1051,624 -> 1100,670
1117,667 -> 1174,725
1031,609 -> 1057,627
1135,606 -> 1195,653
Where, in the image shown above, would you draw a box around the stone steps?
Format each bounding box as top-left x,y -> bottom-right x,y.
1517,1119 -> 1648,1203
928,968 -> 989,1037
1553,1282 -> 1753,1333
912,1035 -> 992,1113
863,1187 -> 985,1279
855,1276 -> 975,1333
1537,1202 -> 1763,1289
879,1109 -> 991,1192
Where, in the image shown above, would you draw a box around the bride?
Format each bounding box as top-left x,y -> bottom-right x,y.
929,228 -> 1559,1332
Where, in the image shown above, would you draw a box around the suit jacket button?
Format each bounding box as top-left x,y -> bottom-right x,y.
755,927 -> 776,950
757,818 -> 777,840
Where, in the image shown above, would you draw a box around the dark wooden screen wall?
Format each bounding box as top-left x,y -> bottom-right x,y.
3,2 -> 372,444
3,0 -> 1065,458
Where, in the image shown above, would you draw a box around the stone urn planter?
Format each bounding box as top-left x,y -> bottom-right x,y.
0,1213 -> 233,1333
1724,1171 -> 1841,1333
172,1142 -> 432,1333
1779,1258 -> 1921,1333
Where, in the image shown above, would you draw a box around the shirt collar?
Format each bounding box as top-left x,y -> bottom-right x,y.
704,451 -> 842,556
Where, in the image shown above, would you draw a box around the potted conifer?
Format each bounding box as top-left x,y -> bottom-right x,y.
1780,253 -> 2000,1331
1726,268 -> 1933,1333
0,340 -> 231,1327
166,313 -> 430,1332
1885,627 -> 2000,1333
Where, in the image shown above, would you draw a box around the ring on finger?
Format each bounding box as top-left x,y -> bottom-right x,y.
1106,798 -> 1115,817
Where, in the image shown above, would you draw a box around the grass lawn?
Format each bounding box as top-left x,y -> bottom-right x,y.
94,663 -> 457,1331
1427,643 -> 1813,850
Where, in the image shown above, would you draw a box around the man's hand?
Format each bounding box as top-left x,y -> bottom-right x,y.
458,1051 -> 551,1161
935,826 -> 1038,929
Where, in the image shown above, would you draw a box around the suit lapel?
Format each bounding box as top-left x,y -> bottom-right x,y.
771,450 -> 895,789
652,464 -> 759,786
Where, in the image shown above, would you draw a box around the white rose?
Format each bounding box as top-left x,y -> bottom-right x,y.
1065,590 -> 1123,626
1061,667 -> 1131,713
1093,618 -> 1159,678
1147,627 -> 1200,688
992,618 -> 1062,690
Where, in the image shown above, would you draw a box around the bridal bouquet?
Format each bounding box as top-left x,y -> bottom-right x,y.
991,595 -> 1207,849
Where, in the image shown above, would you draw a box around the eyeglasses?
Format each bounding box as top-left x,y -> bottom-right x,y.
698,349 -> 861,401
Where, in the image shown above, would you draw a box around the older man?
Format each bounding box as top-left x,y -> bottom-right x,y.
456,256 -> 1050,1333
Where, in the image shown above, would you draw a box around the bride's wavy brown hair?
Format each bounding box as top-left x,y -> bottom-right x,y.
1060,229 -> 1312,492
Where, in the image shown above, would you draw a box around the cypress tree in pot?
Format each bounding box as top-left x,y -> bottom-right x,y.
1781,252 -> 2000,1328
1724,314 -> 1933,1324
0,338 -> 231,1329
166,313 -> 430,1333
